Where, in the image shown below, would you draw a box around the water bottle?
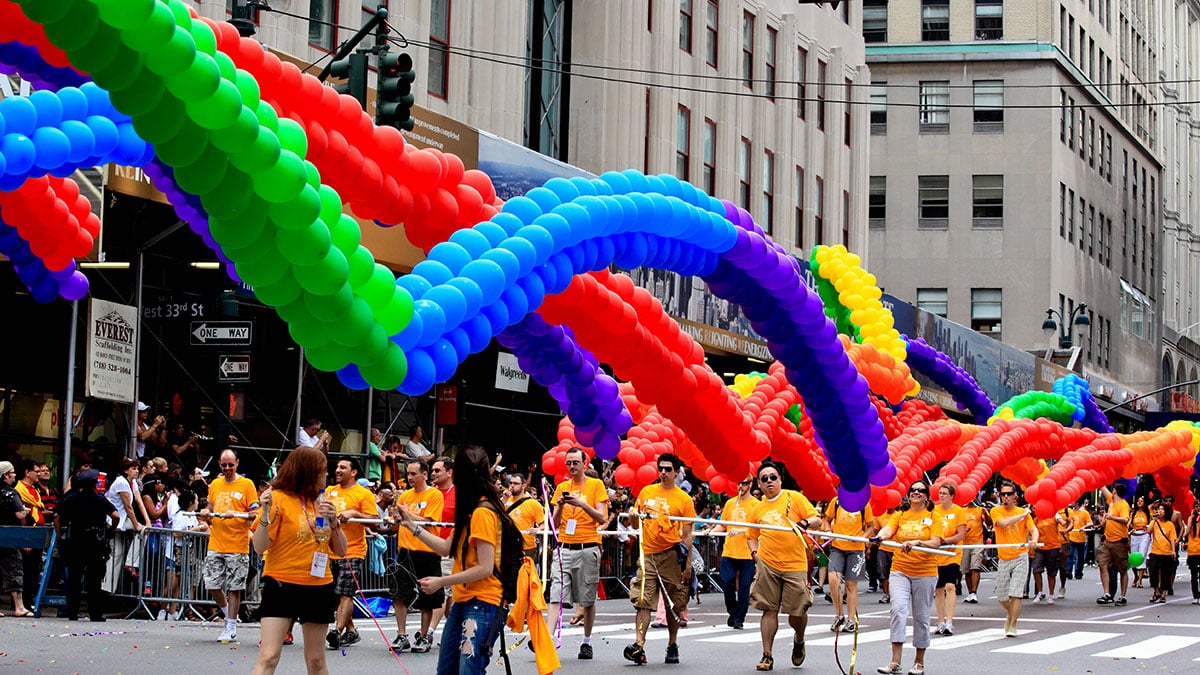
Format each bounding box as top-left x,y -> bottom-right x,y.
313,488 -> 331,544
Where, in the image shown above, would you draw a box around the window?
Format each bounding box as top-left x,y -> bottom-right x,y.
1103,131 -> 1113,181
869,176 -> 886,229
1088,204 -> 1096,256
842,190 -> 850,246
815,176 -> 825,243
428,0 -> 450,99
971,288 -> 1003,338
917,288 -> 948,317
863,0 -> 887,42
705,0 -> 719,67
702,118 -> 716,195
1059,90 -> 1067,142
919,81 -> 950,132
742,12 -> 754,89
1067,188 -> 1075,242
1059,183 -> 1067,237
765,27 -> 777,100
817,60 -> 827,131
795,166 -> 805,249
918,175 -> 949,228
972,175 -> 1003,227
1067,97 -> 1075,148
1087,117 -> 1095,167
680,0 -> 693,52
308,0 -> 336,50
762,150 -> 775,234
843,78 -> 852,146
922,0 -> 950,41
973,80 -> 1003,131
676,105 -> 691,181
739,137 -> 751,209
643,88 -> 651,172
975,0 -> 1003,39
796,47 -> 808,119
870,82 -> 887,134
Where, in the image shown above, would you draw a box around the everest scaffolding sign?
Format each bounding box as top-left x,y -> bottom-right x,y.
86,298 -> 138,403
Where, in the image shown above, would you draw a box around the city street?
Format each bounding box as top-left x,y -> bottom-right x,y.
4,575 -> 1200,673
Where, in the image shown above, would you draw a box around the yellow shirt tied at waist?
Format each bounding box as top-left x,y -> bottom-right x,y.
932,504 -> 966,566
721,495 -> 761,560
505,495 -> 546,551
887,509 -> 941,578
450,500 -> 504,605
262,490 -> 333,586
825,499 -> 874,552
208,476 -> 259,554
326,482 -> 378,560
749,489 -> 818,573
1104,498 -> 1131,541
397,486 -> 443,553
552,477 -> 608,545
990,505 -> 1035,561
635,482 -> 697,555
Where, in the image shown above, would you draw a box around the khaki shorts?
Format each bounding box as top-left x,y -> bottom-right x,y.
550,545 -> 601,606
203,552 -> 249,593
961,546 -> 985,572
631,549 -> 689,615
1097,538 -> 1131,572
750,558 -> 813,616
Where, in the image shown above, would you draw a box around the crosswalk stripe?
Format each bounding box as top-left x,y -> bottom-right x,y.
1093,635 -> 1200,658
992,631 -> 1118,655
643,625 -> 735,641
807,627 -> 907,647
925,628 -> 1014,650
698,624 -> 826,644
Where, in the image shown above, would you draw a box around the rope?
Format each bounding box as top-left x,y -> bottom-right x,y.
347,559 -> 411,673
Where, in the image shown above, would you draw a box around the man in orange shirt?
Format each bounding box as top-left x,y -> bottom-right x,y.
505,472 -> 545,560
383,458 -> 444,653
624,453 -> 696,666
199,449 -> 259,643
989,482 -> 1037,637
550,447 -> 609,660
325,458 -> 379,650
1066,499 -> 1091,580
1096,483 -> 1131,606
712,475 -> 761,629
1031,511 -> 1066,604
960,501 -> 986,603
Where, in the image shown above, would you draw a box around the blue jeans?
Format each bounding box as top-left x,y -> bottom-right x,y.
720,556 -> 755,624
436,599 -> 506,674
1067,542 -> 1086,578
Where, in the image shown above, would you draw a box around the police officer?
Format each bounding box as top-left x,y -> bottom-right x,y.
55,469 -> 118,621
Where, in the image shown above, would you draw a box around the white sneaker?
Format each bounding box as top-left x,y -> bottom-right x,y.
964,593 -> 978,604
169,611 -> 181,621
1056,588 -> 1066,599
156,609 -> 166,621
933,621 -> 945,635
1047,596 -> 1055,605
218,625 -> 237,643
943,621 -> 954,635
1033,593 -> 1046,604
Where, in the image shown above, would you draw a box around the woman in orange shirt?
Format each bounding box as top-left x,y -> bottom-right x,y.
1130,495 -> 1152,587
401,445 -> 512,674
251,446 -> 347,675
1147,502 -> 1178,603
1186,501 -> 1200,604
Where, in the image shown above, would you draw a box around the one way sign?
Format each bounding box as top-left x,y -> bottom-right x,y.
190,321 -> 253,346
218,354 -> 251,382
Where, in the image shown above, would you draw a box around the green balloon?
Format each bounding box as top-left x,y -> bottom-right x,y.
42,3 -> 101,52
96,0 -> 155,31
234,70 -> 262,110
355,324 -> 390,369
206,169 -> 257,222
130,95 -> 187,145
275,297 -> 311,324
253,273 -> 304,308
294,253 -> 347,298
277,220 -> 333,266
378,288 -> 415,335
1128,552 -> 1145,567
276,118 -> 308,156
165,0 -> 193,25
209,215 -> 265,254
108,69 -> 166,119
304,342 -> 353,372
359,265 -> 397,307
188,78 -> 243,131
347,245 -> 375,287
121,2 -> 176,53
303,285 -> 353,317
289,316 -> 334,350
234,254 -> 288,289
18,0 -> 75,23
147,29 -> 198,78
254,99 -> 279,130
361,343 -> 408,390
229,127 -> 281,176
268,185 -> 321,232
188,16 -> 218,56
304,160 -> 321,189
174,144 -> 230,196
212,50 -> 238,82
327,296 -> 374,347
253,150 -> 307,204
167,51 -> 220,102
328,212 -> 362,255
153,125 -> 208,166
210,107 -> 260,154
67,21 -> 122,73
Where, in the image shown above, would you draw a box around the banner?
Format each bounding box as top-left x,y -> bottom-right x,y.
86,299 -> 137,403
495,351 -> 530,393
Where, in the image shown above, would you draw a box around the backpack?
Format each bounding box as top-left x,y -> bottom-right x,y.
465,501 -> 525,607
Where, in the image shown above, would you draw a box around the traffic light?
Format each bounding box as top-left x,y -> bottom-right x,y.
330,52 -> 368,110
377,51 -> 416,131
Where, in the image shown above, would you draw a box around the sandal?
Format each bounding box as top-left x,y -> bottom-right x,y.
876,663 -> 902,675
756,653 -> 774,671
908,664 -> 925,675
11,611 -> 33,618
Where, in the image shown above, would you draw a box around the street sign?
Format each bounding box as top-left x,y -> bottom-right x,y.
218,354 -> 251,382
190,321 -> 253,346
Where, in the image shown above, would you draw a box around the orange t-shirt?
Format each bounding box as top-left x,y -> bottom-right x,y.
326,482 -> 378,560
505,494 -> 545,550
397,486 -> 443,553
1104,498 -> 1130,541
990,505 -> 1034,561
1036,517 -> 1062,550
262,490 -> 333,586
1131,510 -> 1150,534
1187,521 -> 1200,556
749,490 -> 817,573
1069,508 -> 1091,543
932,504 -> 966,566
450,501 -> 504,605
552,477 -> 608,545
720,495 -> 760,560
886,509 -> 940,578
207,476 -> 258,554
635,483 -> 697,554
825,500 -> 875,552
1150,520 -> 1177,556
962,506 -> 984,545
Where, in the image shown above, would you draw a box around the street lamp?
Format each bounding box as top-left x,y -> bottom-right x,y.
1042,303 -> 1091,348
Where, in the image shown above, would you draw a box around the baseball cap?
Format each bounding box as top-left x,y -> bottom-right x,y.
0,461 -> 13,475
76,468 -> 100,483
137,401 -> 150,411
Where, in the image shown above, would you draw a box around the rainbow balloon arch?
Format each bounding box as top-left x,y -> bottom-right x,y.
5,0 -> 1199,515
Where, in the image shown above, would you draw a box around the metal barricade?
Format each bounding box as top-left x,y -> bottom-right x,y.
597,532 -> 638,597
693,532 -> 724,593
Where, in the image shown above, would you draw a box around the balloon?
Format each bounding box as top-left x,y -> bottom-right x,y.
1128,552 -> 1144,568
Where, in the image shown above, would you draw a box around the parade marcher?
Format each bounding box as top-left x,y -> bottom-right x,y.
0,461 -> 31,617
990,482 -> 1037,637
1096,483 -> 1131,606
426,455 -> 457,647
55,468 -> 118,621
200,449 -> 259,643
1066,499 -> 1090,580
712,474 -> 760,629
1163,494 -> 1183,595
1031,510 -> 1066,603
960,499 -> 986,603
324,458 -> 378,649
932,483 -> 966,635
873,480 -> 942,675
747,460 -> 820,672
504,472 -> 545,560
623,453 -> 696,666
1148,501 -> 1178,603
1129,495 -> 1152,588
1186,501 -> 1200,603
399,446 -> 512,674
1055,506 -> 1073,598
549,447 -> 609,660
382,458 -> 444,653
251,447 -> 346,675
823,492 -> 875,634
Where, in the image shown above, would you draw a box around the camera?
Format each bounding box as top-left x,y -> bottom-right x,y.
190,431 -> 214,441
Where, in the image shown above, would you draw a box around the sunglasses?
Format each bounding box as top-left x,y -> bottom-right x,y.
1000,492 -> 1015,497
658,466 -> 675,472
759,474 -> 780,483
909,487 -> 928,494
220,463 -> 236,468
739,480 -> 752,486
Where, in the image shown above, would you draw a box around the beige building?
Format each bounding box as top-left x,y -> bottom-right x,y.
864,0 -> 1167,399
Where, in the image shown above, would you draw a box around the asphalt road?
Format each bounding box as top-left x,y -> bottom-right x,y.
3,574 -> 1199,673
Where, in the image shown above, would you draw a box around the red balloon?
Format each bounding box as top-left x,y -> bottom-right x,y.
636,464 -> 658,485
614,465 -> 636,487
